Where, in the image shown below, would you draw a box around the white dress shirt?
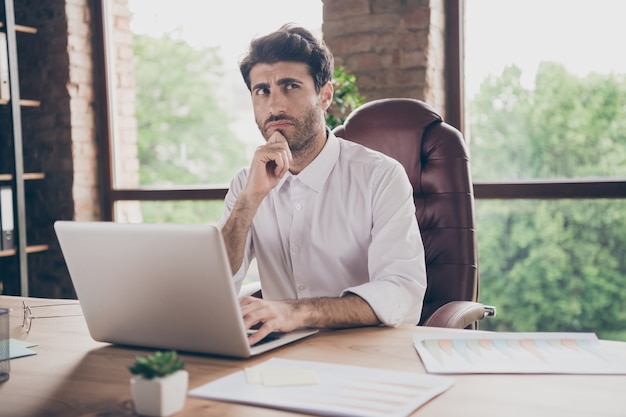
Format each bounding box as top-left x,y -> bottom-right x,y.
217,131 -> 427,325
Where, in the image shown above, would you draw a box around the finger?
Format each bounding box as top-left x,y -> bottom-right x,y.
260,148 -> 289,179
266,133 -> 292,167
240,298 -> 266,329
247,321 -> 278,346
239,296 -> 257,307
268,130 -> 287,145
273,151 -> 290,178
239,296 -> 263,316
247,326 -> 269,346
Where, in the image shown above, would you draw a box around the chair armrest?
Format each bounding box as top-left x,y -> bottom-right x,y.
423,301 -> 496,329
239,281 -> 262,299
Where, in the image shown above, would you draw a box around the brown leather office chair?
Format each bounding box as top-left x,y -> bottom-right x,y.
332,98 -> 495,329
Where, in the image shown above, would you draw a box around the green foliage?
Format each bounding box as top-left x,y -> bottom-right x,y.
129,350 -> 185,380
476,199 -> 626,338
326,66 -> 366,129
139,200 -> 225,225
470,63 -> 626,180
470,63 -> 626,340
132,32 -> 250,224
133,32 -> 249,188
468,65 -> 533,179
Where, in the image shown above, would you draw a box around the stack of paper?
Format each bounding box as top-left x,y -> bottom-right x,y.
189,357 -> 454,417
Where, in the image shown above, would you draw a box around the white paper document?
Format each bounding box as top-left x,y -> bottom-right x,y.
414,332 -> 626,374
188,357 -> 454,417
9,339 -> 37,359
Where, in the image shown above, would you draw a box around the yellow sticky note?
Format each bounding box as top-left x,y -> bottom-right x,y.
244,367 -> 263,384
245,366 -> 319,386
261,367 -> 319,387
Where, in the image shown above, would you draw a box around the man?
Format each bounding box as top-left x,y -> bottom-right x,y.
217,24 -> 426,345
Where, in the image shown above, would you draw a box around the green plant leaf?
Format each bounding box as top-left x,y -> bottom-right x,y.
326,66 -> 366,129
129,350 -> 185,380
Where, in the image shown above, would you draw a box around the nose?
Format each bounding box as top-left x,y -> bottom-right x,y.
267,91 -> 287,116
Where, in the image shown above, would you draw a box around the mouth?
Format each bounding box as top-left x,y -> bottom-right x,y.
265,120 -> 293,133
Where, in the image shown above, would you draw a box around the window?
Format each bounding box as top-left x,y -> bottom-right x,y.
465,0 -> 626,182
97,0 -> 323,223
464,0 -> 626,339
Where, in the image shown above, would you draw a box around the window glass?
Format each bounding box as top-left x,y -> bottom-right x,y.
476,199 -> 626,341
114,200 -> 224,224
465,0 -> 626,181
108,0 -> 323,189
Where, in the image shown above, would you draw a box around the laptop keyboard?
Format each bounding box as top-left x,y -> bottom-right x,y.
247,330 -> 284,346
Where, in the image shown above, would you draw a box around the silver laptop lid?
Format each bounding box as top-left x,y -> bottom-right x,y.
54,221 -> 257,357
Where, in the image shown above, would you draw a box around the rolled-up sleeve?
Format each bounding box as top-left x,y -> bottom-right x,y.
343,162 -> 426,326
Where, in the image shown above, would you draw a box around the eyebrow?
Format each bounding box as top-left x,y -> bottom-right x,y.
277,77 -> 303,86
252,77 -> 304,92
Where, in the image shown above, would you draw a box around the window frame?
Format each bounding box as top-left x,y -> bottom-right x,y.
93,0 -> 626,223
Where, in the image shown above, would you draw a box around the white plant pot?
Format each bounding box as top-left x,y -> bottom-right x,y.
130,370 -> 189,417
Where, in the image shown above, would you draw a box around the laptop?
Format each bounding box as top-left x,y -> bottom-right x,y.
54,221 -> 318,358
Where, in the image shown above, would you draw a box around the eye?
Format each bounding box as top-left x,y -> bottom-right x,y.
285,83 -> 299,91
254,87 -> 270,96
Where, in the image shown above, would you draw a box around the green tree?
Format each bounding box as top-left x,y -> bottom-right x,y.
470,63 -> 626,339
133,32 -> 249,222
469,65 -> 532,180
527,63 -> 626,177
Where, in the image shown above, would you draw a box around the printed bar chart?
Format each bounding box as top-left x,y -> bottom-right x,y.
414,332 -> 626,374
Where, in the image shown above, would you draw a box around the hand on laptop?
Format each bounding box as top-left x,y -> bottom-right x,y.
240,296 -> 300,346
239,294 -> 381,346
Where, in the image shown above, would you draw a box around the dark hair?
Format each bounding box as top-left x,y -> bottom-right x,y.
239,23 -> 334,93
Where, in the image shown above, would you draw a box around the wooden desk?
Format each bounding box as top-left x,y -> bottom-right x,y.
1,296 -> 625,417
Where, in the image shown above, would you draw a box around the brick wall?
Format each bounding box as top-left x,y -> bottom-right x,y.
4,0 -> 101,297
7,0 -> 141,296
67,0 -> 100,221
322,0 -> 447,116
106,0 -> 142,223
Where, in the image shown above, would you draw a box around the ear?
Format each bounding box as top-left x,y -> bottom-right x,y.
320,81 -> 334,111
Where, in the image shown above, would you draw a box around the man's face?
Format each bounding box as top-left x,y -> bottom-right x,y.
249,61 -> 332,152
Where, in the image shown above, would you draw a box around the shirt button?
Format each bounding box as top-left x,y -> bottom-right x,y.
295,203 -> 302,211
292,246 -> 300,253
298,285 -> 306,291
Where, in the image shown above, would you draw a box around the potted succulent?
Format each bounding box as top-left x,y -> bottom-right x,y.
129,350 -> 188,417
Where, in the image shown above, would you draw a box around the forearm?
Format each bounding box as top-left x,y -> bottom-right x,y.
221,191 -> 263,273
286,294 -> 381,329
240,293 -> 381,345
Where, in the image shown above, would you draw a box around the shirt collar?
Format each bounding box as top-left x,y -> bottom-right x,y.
278,129 -> 339,193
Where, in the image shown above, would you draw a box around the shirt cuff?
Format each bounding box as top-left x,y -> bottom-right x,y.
342,280 -> 423,326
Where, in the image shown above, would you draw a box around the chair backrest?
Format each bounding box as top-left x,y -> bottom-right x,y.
333,98 -> 478,325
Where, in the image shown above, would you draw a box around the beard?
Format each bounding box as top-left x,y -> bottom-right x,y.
257,105 -> 324,157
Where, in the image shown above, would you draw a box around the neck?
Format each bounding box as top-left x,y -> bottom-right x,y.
289,128 -> 328,175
